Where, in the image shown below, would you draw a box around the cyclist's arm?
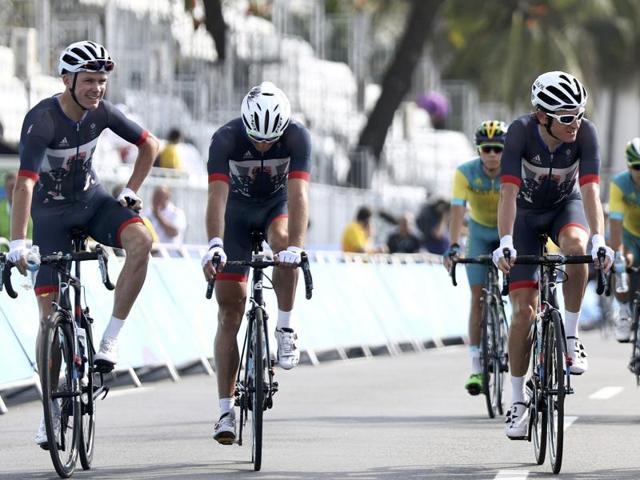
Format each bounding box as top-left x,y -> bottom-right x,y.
206,180 -> 228,240
581,182 -> 605,237
126,135 -> 159,191
10,176 -> 35,241
448,205 -> 465,246
608,181 -> 624,252
287,178 -> 309,248
497,183 -> 518,237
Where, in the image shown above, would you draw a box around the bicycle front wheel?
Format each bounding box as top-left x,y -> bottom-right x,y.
251,308 -> 265,471
79,336 -> 97,470
547,310 -> 566,474
531,322 -> 547,465
40,312 -> 80,478
481,301 -> 498,418
630,300 -> 640,385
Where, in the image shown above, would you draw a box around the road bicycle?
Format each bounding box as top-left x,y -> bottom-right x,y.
504,235 -> 607,474
450,254 -> 509,418
2,230 -> 114,478
206,231 -> 313,471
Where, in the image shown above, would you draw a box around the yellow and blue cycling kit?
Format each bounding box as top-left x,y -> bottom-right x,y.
609,171 -> 640,261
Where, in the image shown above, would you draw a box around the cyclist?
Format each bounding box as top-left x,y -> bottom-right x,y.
493,71 -> 613,439
444,120 -> 507,396
608,138 -> 640,345
202,81 -> 311,444
8,40 -> 158,446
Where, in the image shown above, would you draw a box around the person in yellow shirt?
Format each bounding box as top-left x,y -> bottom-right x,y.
157,128 -> 183,169
342,205 -> 384,253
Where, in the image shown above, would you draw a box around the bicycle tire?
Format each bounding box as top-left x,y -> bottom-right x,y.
547,310 -> 566,474
79,330 -> 96,470
40,312 -> 80,478
496,299 -> 509,416
481,299 -> 497,418
531,320 -> 547,465
251,308 -> 265,471
631,300 -> 640,385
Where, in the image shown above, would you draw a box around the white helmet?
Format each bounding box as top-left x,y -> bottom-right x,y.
241,81 -> 291,141
531,71 -> 587,112
58,40 -> 115,75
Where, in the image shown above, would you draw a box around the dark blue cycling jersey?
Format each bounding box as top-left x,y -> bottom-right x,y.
500,114 -> 600,209
18,95 -> 148,207
207,118 -> 311,200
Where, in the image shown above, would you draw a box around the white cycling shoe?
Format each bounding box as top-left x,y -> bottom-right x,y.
213,411 -> 236,445
94,336 -> 118,372
567,336 -> 588,375
615,316 -> 632,343
35,400 -> 61,449
505,401 -> 529,440
275,327 -> 300,370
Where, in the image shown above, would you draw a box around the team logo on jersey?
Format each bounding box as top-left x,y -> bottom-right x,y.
530,154 -> 542,165
243,151 -> 253,159
474,177 -> 483,186
59,137 -> 69,147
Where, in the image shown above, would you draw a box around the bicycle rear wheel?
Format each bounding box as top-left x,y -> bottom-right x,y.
481,301 -> 498,418
79,335 -> 97,470
547,310 -> 566,474
251,308 -> 265,471
40,312 -> 80,478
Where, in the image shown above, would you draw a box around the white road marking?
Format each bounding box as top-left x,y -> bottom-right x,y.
108,386 -> 150,398
494,470 -> 529,480
589,386 -> 624,400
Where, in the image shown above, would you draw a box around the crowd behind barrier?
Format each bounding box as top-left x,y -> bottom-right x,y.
0,248 -> 472,413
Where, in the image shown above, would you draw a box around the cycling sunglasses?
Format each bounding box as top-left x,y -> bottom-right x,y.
248,133 -> 280,144
479,145 -> 504,154
545,109 -> 585,125
80,60 -> 115,72
630,164 -> 640,171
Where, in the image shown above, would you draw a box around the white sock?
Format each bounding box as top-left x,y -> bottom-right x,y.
277,309 -> 294,331
564,310 -> 580,338
469,345 -> 481,374
511,375 -> 525,404
219,397 -> 234,416
102,316 -> 125,339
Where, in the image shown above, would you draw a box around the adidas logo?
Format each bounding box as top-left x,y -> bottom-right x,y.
243,151 -> 253,159
59,137 -> 69,147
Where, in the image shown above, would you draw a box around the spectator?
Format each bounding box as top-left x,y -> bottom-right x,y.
0,172 -> 32,247
157,128 -> 183,169
0,121 -> 19,155
145,185 -> 187,244
416,198 -> 450,254
341,205 -> 385,253
386,212 -> 421,253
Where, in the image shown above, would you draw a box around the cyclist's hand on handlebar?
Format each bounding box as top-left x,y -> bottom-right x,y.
7,239 -> 30,275
443,243 -> 460,271
201,238 -> 226,280
277,246 -> 303,267
590,234 -> 614,272
492,235 -> 516,273
116,187 -> 143,211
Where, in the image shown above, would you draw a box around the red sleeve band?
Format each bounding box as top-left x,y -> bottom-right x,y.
135,129 -> 149,146
208,173 -> 229,183
500,175 -> 521,187
579,174 -> 599,186
288,171 -> 310,181
18,170 -> 39,181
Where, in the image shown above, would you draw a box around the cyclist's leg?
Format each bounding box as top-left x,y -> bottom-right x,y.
266,200 -> 301,369
505,210 -> 540,438
552,198 -> 589,373
87,189 -> 152,367
213,198 -> 252,443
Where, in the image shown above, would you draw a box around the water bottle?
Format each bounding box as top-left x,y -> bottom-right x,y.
615,252 -> 629,294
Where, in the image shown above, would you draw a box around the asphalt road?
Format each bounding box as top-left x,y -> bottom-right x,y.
1,328 -> 639,479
